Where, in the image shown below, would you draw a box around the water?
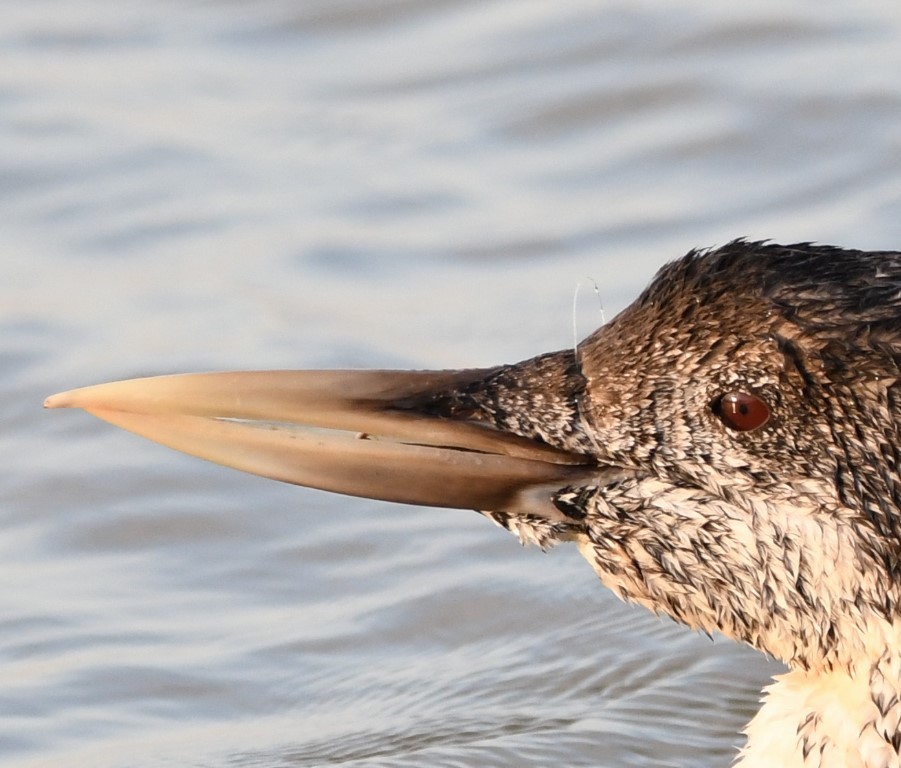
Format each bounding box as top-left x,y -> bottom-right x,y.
3,1 -> 901,765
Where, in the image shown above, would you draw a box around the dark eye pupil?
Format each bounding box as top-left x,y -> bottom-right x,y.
713,391 -> 770,431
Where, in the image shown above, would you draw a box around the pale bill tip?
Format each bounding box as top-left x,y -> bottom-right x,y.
44,392 -> 70,409
44,389 -> 86,409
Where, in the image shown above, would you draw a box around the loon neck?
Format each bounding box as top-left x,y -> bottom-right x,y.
739,618 -> 901,768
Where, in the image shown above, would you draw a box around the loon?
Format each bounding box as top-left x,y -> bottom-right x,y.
46,240 -> 901,767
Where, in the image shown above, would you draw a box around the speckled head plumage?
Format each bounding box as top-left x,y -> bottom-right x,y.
45,240 -> 901,767
572,241 -> 901,669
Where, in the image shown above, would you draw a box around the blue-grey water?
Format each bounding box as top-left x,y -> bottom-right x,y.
4,2 -> 901,766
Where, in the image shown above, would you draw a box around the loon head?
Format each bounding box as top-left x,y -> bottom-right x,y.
46,240 -> 901,766
572,240 -> 901,672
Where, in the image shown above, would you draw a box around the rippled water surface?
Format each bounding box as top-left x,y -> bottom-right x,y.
4,2 -> 901,766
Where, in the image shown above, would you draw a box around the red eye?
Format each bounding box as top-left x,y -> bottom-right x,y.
713,391 -> 770,432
